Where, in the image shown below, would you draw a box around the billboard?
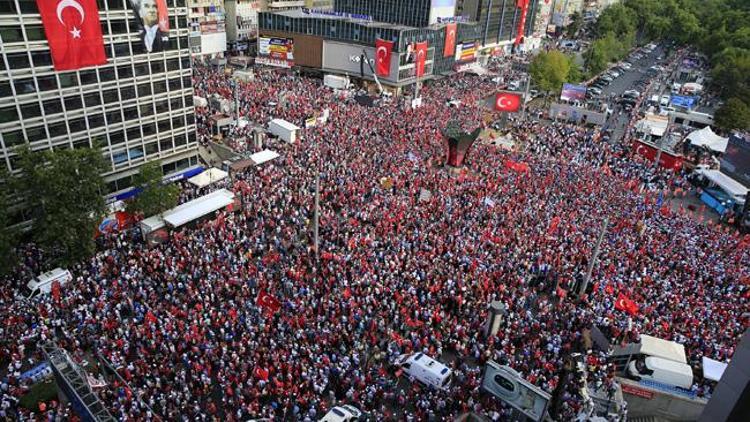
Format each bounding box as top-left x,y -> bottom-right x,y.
720,133 -> 750,188
128,0 -> 169,53
259,37 -> 294,61
560,83 -> 586,102
482,361 -> 550,422
455,41 -> 478,63
322,41 -> 399,83
429,0 -> 457,24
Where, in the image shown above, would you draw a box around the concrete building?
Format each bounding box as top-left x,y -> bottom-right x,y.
256,8 -> 480,94
187,0 -> 227,56
334,0 -> 457,29
0,0 -> 199,222
455,0 -> 540,54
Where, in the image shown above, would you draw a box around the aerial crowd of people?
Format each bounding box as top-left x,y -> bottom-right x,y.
0,50 -> 748,421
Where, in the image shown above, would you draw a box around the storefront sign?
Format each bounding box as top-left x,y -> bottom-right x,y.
349,55 -> 374,65
256,56 -> 293,68
621,383 -> 655,399
301,8 -> 372,21
259,37 -> 294,60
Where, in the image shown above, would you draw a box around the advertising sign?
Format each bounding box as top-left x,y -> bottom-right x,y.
256,56 -> 292,68
621,383 -> 655,399
429,0 -> 457,24
259,37 -> 294,61
560,83 -> 586,102
322,41 -> 398,83
455,41 -> 477,63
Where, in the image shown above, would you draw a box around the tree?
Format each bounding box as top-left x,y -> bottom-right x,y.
125,161 -> 179,217
0,167 -> 17,275
530,51 -> 572,99
566,12 -> 584,38
713,98 -> 750,132
710,48 -> 750,100
16,146 -> 107,265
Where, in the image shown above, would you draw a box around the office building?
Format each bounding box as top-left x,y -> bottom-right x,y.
334,0 -> 457,28
187,0 -> 227,56
456,0 -> 539,52
0,0 -> 199,221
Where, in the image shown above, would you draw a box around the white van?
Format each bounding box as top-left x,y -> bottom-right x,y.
319,405 -> 362,422
627,357 -> 694,389
22,268 -> 72,300
396,353 -> 453,390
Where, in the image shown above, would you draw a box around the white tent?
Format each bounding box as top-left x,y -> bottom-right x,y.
250,149 -> 280,165
163,189 -> 235,228
702,357 -> 728,382
686,126 -> 728,153
636,114 -> 669,137
188,168 -> 228,188
696,169 -> 749,199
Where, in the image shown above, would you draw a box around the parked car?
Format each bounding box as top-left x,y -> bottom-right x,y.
623,90 -> 641,99
620,62 -> 632,70
588,87 -> 603,96
601,74 -> 614,83
660,95 -> 671,107
320,405 -> 363,422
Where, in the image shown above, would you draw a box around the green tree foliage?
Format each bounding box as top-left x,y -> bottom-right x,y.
710,48 -> 750,100
584,32 -> 629,75
125,161 -> 179,217
713,98 -> 750,132
0,167 -> 17,275
530,51 -> 573,97
595,4 -> 636,39
566,12 -> 584,38
16,146 -> 107,265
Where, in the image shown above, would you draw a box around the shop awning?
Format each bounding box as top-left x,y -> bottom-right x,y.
250,150 -> 280,165
163,189 -> 235,228
188,168 -> 228,188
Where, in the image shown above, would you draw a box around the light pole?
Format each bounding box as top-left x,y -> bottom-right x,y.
579,217 -> 608,296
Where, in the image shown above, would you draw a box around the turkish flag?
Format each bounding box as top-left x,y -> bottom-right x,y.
256,291 -> 281,314
615,293 -> 639,316
515,0 -> 530,47
36,0 -> 107,71
415,41 -> 428,77
495,92 -> 522,112
444,23 -> 457,57
375,38 -> 393,77
254,367 -> 269,381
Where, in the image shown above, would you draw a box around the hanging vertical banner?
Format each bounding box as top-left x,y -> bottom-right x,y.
415,41 -> 428,77
375,38 -> 393,77
515,0 -> 529,47
444,23 -> 457,57
129,0 -> 170,53
35,0 -> 107,70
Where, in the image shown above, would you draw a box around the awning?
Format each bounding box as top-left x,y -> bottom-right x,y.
636,114 -> 669,137
188,168 -> 228,188
696,169 -> 749,198
162,189 -> 235,228
686,126 -> 728,153
250,150 -> 280,165
702,357 -> 728,382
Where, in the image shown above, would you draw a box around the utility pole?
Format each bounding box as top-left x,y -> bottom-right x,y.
521,73 -> 532,121
579,217 -> 608,296
313,171 -> 320,262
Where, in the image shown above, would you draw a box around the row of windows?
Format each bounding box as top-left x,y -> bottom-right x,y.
0,61 -> 190,96
260,13 -> 402,48
0,0 -> 187,15
0,16 -> 188,45
336,0 -> 432,28
0,77 -> 192,123
105,153 -> 198,194
0,37 -> 190,72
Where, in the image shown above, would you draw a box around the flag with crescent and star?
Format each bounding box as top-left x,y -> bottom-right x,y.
494,92 -> 522,112
256,290 -> 282,314
515,0 -> 530,47
36,0 -> 107,70
415,41 -> 428,78
375,38 -> 393,77
614,292 -> 639,316
443,23 -> 457,58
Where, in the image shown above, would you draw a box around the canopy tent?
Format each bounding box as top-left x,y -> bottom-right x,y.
682,82 -> 703,93
686,126 -> 728,153
636,114 -> 669,137
188,168 -> 228,188
702,357 -> 728,382
696,169 -> 748,199
162,189 -> 235,228
250,149 -> 280,165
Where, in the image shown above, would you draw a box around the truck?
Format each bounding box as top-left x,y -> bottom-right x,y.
268,118 -> 301,143
324,74 -> 350,90
21,268 -> 72,300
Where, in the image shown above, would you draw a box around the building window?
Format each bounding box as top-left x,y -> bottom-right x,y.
172,115 -> 184,129
0,0 -> 18,14
140,103 -> 153,117
0,82 -> 11,96
155,100 -> 168,114
58,73 -> 78,88
3,130 -> 25,147
167,58 -> 179,71
18,0 -> 38,14
43,99 -> 63,115
99,67 -> 116,82
110,20 -> 127,34
153,81 -> 166,95
0,106 -> 18,123
48,122 -> 67,138
84,93 -> 101,107
126,126 -> 140,140
114,42 -> 130,57
169,97 -> 182,111
106,110 -> 122,124
157,119 -> 170,132
68,118 -> 86,133
109,130 -> 125,145
0,26 -> 23,42
117,65 -> 133,79
145,141 -> 157,156
159,139 -> 173,151
37,75 -> 58,91
123,107 -> 138,120
134,63 -> 149,76
88,114 -> 105,129
26,126 -> 46,142
106,0 -> 123,10
150,60 -> 164,73
168,77 -> 180,91
25,25 -> 46,41
137,83 -> 152,97
174,134 -> 186,146
103,89 -> 119,104
80,70 -> 97,85
64,96 -> 83,111
143,123 -> 155,136
120,86 -> 136,101
20,103 -> 41,119
31,51 -> 52,67
7,53 -> 30,69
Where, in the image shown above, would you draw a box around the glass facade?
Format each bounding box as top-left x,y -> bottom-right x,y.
0,0 -> 198,192
459,0 -> 538,47
334,0 -> 434,29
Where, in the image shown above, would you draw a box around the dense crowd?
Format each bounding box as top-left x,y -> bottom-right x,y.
1,53 -> 748,421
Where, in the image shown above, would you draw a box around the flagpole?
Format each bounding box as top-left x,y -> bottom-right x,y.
313,170 -> 320,263
579,217 -> 608,296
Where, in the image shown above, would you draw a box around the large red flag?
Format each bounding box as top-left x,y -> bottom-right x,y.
375,38 -> 393,77
36,0 -> 107,71
444,23 -> 457,58
515,0 -> 530,47
256,291 -> 281,314
495,92 -> 522,112
415,41 -> 428,77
